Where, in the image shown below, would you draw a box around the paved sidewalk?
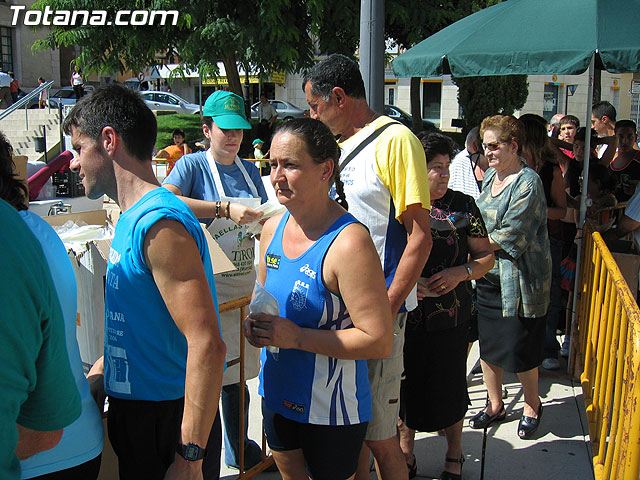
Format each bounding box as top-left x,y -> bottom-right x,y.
220,341 -> 595,480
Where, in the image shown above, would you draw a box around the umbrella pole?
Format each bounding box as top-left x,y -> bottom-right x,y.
568,53 -> 595,373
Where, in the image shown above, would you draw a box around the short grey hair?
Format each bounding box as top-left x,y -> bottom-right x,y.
465,126 -> 480,151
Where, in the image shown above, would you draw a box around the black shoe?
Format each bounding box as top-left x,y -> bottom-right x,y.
406,455 -> 417,479
518,401 -> 543,439
439,455 -> 464,480
469,403 -> 506,429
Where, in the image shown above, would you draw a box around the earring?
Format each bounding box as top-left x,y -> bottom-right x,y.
322,176 -> 326,180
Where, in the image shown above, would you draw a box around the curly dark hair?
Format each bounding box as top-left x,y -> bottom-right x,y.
0,131 -> 28,211
417,132 -> 455,163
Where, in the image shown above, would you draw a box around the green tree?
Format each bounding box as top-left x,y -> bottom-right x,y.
385,0 -> 464,131
33,0 -> 328,97
452,75 -> 529,131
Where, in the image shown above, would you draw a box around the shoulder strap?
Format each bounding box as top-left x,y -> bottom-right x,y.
470,152 -> 480,171
338,121 -> 401,174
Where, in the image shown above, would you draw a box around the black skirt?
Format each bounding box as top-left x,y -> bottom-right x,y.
476,278 -> 546,372
400,321 -> 469,432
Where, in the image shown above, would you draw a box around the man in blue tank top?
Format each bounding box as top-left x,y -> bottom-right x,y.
64,84 -> 227,480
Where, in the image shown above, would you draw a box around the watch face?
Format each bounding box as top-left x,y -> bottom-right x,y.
185,444 -> 198,460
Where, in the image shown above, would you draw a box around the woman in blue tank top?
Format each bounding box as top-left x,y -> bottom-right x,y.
244,119 -> 393,480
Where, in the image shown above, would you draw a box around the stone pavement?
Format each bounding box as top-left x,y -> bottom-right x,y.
219,340 -> 595,480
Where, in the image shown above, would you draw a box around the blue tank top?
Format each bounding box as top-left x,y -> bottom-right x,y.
104,188 -> 219,401
258,212 -> 371,425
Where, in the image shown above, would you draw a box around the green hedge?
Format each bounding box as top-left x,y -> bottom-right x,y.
156,114 -> 274,157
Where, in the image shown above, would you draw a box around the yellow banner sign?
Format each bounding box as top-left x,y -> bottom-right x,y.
270,72 -> 286,84
202,75 -> 261,85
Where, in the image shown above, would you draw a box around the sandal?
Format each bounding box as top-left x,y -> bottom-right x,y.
407,455 -> 417,479
518,400 -> 543,439
439,455 -> 465,480
469,402 -> 506,429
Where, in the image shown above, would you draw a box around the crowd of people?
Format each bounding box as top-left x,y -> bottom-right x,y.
3,52 -> 640,480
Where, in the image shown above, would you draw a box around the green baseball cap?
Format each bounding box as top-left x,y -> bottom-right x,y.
203,90 -> 251,129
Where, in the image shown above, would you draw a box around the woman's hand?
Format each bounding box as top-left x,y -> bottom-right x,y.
416,281 -> 431,300
229,203 -> 264,225
244,313 -> 301,349
424,266 -> 467,296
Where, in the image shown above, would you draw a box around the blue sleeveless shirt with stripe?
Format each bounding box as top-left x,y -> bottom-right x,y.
258,211 -> 372,426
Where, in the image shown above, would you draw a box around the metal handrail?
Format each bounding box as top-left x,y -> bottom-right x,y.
0,80 -> 54,129
572,220 -> 640,479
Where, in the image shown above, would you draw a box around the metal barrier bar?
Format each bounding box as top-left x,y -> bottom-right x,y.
218,296 -> 275,479
574,222 -> 640,480
0,80 -> 54,128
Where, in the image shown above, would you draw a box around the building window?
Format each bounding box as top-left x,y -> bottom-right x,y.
542,84 -> 558,122
0,27 -> 13,73
422,82 -> 441,121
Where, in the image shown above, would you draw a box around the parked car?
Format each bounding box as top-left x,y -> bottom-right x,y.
250,100 -> 308,121
140,91 -> 200,114
384,105 -> 439,132
28,85 -> 95,109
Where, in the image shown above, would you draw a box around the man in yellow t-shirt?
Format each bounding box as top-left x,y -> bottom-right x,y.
156,128 -> 192,173
304,53 -> 432,480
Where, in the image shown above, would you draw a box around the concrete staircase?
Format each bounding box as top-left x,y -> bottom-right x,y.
1,108 -> 63,163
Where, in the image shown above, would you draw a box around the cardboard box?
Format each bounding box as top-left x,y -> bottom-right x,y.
45,210 -> 111,369
12,155 -> 28,184
43,209 -> 235,368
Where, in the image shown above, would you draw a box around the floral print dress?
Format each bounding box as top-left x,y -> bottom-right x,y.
406,189 -> 488,333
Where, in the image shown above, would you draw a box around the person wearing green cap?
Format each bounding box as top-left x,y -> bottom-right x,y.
252,138 -> 268,175
252,138 -> 265,160
163,89 -> 269,471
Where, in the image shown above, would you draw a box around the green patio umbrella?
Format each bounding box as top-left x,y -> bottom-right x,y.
392,0 -> 640,381
392,0 -> 640,78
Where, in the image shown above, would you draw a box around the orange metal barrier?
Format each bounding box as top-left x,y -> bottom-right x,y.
572,222 -> 640,479
218,296 -> 276,478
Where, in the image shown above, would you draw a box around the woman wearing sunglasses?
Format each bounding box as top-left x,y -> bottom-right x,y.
471,115 -> 551,440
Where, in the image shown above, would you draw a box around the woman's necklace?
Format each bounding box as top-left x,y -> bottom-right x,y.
492,163 -> 523,194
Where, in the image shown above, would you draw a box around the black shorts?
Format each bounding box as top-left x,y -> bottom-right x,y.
262,400 -> 368,480
108,396 -> 221,480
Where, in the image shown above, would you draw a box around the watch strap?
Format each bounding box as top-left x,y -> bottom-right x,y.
465,265 -> 473,279
176,442 -> 207,461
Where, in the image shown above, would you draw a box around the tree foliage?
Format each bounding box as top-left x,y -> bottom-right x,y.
32,0 -> 530,131
453,76 -> 529,130
33,0 -> 331,96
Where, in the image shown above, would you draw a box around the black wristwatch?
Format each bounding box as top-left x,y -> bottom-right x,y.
176,442 -> 207,461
